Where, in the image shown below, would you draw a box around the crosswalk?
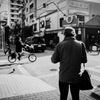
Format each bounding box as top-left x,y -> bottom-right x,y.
0,59 -> 100,89
86,66 -> 100,81
84,66 -> 100,93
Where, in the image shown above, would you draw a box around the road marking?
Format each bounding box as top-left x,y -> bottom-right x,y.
91,74 -> 100,82
86,67 -> 100,73
90,74 -> 100,92
90,86 -> 97,92
37,73 -> 58,78
95,65 -> 100,68
0,60 -> 8,63
17,65 -> 31,76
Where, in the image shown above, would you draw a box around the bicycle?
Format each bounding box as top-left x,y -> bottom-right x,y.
7,44 -> 37,63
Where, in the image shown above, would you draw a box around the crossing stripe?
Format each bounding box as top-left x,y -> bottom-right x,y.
86,67 -> 100,73
90,74 -> 100,92
17,65 -> 31,76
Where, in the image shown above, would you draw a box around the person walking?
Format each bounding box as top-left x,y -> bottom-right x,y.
51,27 -> 87,100
51,33 -> 59,49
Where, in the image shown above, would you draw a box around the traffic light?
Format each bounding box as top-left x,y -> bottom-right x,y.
43,3 -> 46,8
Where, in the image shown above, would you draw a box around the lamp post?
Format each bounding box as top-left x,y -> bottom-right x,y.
0,10 -> 7,50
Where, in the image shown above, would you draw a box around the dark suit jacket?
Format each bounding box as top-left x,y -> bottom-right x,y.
51,37 -> 87,83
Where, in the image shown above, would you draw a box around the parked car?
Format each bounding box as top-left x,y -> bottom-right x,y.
25,35 -> 46,52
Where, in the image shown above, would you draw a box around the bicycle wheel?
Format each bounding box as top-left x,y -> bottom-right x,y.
28,53 -> 37,62
8,55 -> 16,63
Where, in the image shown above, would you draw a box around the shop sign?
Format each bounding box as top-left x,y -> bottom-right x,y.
70,0 -> 89,10
63,15 -> 78,27
66,15 -> 74,24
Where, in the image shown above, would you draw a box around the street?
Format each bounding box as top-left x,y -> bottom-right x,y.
0,50 -> 100,100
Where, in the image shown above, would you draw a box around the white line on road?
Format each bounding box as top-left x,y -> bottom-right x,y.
37,73 -> 58,78
86,67 -> 100,73
17,64 -> 31,76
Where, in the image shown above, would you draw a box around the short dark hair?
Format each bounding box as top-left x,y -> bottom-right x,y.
64,27 -> 76,37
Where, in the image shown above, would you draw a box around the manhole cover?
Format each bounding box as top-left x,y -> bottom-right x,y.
50,69 -> 57,71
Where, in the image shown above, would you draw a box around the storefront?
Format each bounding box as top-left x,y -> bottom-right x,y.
84,15 -> 100,50
63,14 -> 83,40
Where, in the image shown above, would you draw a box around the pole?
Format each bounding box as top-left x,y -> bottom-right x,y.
46,2 -> 67,17
0,11 -> 7,50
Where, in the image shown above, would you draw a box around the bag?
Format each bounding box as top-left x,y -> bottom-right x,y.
79,69 -> 93,90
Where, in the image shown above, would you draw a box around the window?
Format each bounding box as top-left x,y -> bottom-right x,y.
10,0 -> 14,3
30,3 -> 33,9
34,23 -> 37,31
11,15 -> 14,17
77,15 -> 84,21
40,20 -> 45,28
60,17 -> 64,27
11,10 -> 14,12
30,3 -> 34,13
29,0 -> 33,2
11,5 -> 14,7
26,7 -> 28,12
46,19 -> 51,29
11,19 -> 14,22
92,14 -> 95,17
26,0 -> 28,3
26,18 -> 28,22
30,14 -> 34,19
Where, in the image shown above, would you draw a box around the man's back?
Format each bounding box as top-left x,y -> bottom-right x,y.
52,37 -> 82,82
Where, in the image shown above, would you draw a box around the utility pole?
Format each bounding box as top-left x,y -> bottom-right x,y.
18,0 -> 25,28
34,0 -> 37,18
21,1 -> 26,28
17,0 -> 26,36
0,11 -> 7,50
43,2 -> 67,17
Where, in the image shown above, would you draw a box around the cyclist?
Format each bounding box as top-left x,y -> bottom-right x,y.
15,36 -> 23,60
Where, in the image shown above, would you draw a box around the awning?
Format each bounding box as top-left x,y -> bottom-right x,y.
85,15 -> 100,28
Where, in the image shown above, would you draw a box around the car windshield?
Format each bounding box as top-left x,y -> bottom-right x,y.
32,37 -> 45,43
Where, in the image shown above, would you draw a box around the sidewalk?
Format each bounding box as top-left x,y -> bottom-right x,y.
0,51 -> 100,100
0,71 -> 97,100
0,49 -> 5,57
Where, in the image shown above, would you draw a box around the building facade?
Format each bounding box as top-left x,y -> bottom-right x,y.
25,0 -> 37,26
8,0 -> 23,27
32,0 -> 100,47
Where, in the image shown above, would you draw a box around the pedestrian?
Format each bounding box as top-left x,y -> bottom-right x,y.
15,36 -> 23,60
51,27 -> 87,100
51,33 -> 59,48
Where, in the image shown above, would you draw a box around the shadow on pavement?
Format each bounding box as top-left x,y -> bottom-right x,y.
50,69 -> 58,71
9,68 -> 15,74
90,84 -> 100,100
0,61 -> 32,68
0,63 -> 13,67
90,92 -> 100,100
